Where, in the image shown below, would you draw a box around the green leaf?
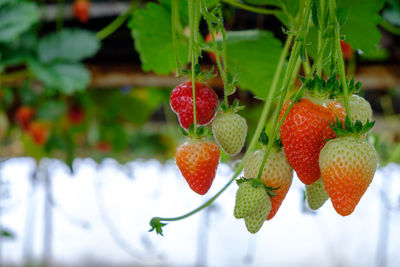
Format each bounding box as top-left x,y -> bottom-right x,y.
28,61 -> 90,94
223,30 -> 283,99
38,29 -> 100,63
337,0 -> 385,54
129,2 -> 189,74
0,31 -> 37,66
0,2 -> 39,43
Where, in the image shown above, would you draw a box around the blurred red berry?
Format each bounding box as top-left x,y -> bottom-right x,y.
340,40 -> 353,60
15,106 -> 35,130
73,0 -> 90,23
68,105 -> 85,124
28,122 -> 50,146
96,141 -> 111,152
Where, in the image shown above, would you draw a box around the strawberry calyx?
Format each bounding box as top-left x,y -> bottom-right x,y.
258,130 -> 283,149
236,177 -> 278,197
149,217 -> 167,236
180,124 -> 212,139
181,64 -> 216,82
330,77 -> 362,99
218,99 -> 244,114
330,115 -> 375,137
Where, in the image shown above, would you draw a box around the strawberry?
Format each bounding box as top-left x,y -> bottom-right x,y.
27,121 -> 50,146
305,178 -> 329,210
340,40 -> 353,60
15,106 -> 35,130
234,179 -> 268,219
319,118 -> 377,216
244,196 -> 271,234
73,0 -> 90,23
338,94 -> 372,124
175,139 -> 220,195
68,105 -> 85,124
280,96 -> 346,185
212,111 -> 247,156
170,81 -> 218,129
244,147 -> 293,220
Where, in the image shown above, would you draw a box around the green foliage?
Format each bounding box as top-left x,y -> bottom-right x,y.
38,29 -> 100,63
129,2 -> 189,74
224,30 -> 283,99
337,0 -> 385,54
28,61 -> 90,94
0,1 -> 39,43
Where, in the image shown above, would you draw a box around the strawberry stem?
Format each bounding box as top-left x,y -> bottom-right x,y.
328,0 -> 352,119
171,0 -> 182,76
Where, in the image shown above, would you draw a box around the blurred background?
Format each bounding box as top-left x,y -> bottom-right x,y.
1,0 -> 400,266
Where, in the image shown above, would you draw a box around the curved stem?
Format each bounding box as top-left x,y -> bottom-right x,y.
328,0 -> 351,118
380,20 -> 400,35
96,1 -> 138,41
221,0 -> 282,16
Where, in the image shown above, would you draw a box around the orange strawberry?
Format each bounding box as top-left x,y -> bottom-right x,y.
280,97 -> 345,185
319,118 -> 377,216
244,147 -> 293,220
175,139 -> 220,195
27,121 -> 50,146
15,106 -> 35,130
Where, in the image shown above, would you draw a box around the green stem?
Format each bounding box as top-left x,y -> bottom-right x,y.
316,0 -> 325,76
221,0 -> 282,15
328,0 -> 351,118
171,0 -> 182,76
150,27 -> 294,229
189,0 -> 199,135
96,1 -> 138,41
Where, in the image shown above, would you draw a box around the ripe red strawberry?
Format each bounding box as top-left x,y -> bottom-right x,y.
170,81 -> 218,129
175,139 -> 220,195
73,0 -> 90,23
15,106 -> 35,130
340,40 -> 353,60
306,178 -> 329,210
212,112 -> 247,156
280,97 -> 346,185
244,148 -> 293,220
27,121 -> 50,146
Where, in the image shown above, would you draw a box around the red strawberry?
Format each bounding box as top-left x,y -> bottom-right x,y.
280,97 -> 346,185
175,139 -> 220,195
27,121 -> 50,146
15,106 -> 35,130
170,81 -> 218,129
73,0 -> 90,23
68,105 -> 85,124
340,40 -> 353,60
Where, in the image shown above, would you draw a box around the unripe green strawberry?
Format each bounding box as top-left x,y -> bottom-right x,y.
234,180 -> 268,219
212,112 -> 247,156
244,196 -> 271,234
320,136 -> 377,216
244,148 -> 293,220
338,94 -> 372,124
306,178 -> 329,210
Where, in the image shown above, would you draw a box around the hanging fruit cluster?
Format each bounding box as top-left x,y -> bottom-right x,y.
149,0 -> 379,235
